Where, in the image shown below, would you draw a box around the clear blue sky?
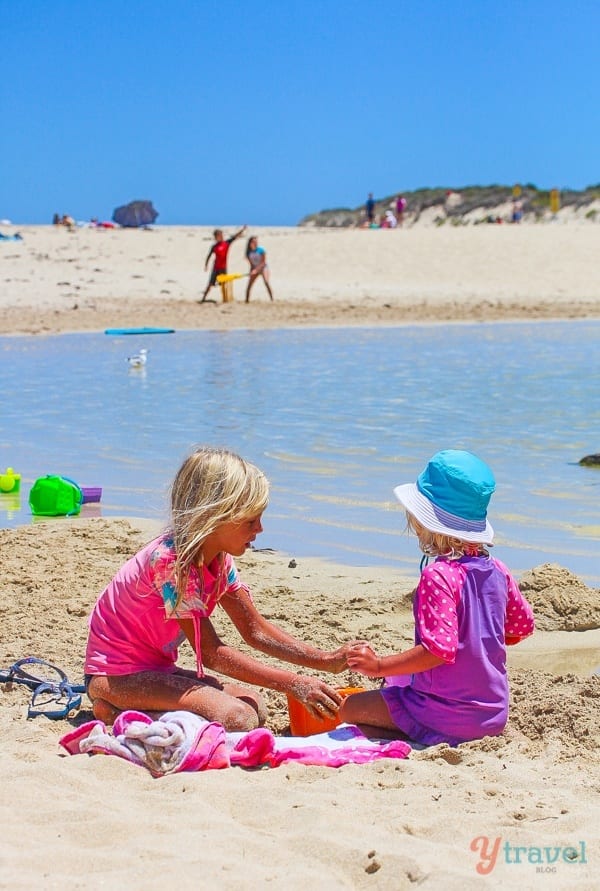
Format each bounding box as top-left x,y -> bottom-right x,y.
2,0 -> 598,225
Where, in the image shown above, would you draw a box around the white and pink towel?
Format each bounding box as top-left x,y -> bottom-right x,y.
60,710 -> 410,777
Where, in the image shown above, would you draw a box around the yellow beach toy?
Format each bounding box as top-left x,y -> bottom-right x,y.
215,272 -> 249,284
0,467 -> 20,493
215,272 -> 250,303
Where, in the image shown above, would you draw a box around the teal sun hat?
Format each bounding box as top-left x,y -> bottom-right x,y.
393,450 -> 496,543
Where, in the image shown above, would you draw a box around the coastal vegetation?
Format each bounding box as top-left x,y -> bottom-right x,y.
299,184 -> 600,227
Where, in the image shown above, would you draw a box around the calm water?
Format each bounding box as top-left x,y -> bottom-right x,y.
1,322 -> 598,585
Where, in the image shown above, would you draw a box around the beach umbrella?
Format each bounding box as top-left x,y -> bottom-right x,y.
112,200 -> 159,228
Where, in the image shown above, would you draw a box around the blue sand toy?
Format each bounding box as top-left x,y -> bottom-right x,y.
105,327 -> 175,335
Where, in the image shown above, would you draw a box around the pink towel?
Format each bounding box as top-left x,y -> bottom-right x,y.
59,710 -> 231,775
60,712 -> 410,777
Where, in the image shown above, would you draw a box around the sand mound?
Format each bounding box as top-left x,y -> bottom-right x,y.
518,563 -> 600,631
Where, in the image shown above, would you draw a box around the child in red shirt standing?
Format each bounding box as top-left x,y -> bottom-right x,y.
199,225 -> 246,303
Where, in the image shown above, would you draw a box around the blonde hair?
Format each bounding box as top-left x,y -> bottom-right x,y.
169,447 -> 269,605
407,513 -> 489,559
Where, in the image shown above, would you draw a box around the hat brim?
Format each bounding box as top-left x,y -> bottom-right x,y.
393,483 -> 494,544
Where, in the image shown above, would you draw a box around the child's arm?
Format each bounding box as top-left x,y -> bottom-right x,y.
348,642 -> 445,677
180,616 -> 343,717
501,563 -> 535,644
204,244 -> 215,270
230,225 -> 247,242
219,586 -> 359,673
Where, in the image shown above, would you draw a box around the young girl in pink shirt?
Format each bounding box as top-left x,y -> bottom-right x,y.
86,447 -> 353,731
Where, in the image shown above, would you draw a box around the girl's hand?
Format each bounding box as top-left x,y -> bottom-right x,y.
347,644 -> 382,677
289,676 -> 343,718
323,640 -> 370,673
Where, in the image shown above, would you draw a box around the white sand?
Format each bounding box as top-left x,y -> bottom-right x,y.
0,223 -> 598,334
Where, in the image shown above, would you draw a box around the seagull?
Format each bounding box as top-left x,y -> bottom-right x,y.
127,348 -> 148,368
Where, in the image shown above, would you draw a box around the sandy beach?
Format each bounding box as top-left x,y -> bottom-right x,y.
0,223 -> 599,334
1,223 -> 599,889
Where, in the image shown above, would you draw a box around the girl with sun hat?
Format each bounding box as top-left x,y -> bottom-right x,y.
341,450 -> 534,746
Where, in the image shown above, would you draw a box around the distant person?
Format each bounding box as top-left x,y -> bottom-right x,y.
511,200 -> 523,224
199,225 -> 247,303
384,209 -> 397,229
340,449 -> 535,746
365,193 -> 376,225
53,213 -> 74,229
395,195 -> 407,226
245,236 -> 274,302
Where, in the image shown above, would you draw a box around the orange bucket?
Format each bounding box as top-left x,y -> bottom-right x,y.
286,686 -> 365,736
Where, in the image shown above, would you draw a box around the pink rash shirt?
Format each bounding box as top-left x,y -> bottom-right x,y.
85,534 -> 245,678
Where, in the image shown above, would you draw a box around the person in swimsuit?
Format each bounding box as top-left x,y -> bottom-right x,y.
245,236 -> 274,302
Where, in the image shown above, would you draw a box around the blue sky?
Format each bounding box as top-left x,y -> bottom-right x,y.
2,0 -> 598,225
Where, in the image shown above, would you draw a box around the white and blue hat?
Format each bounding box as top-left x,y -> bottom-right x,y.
393,450 -> 495,544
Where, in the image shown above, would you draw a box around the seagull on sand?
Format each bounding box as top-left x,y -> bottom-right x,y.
127,348 -> 148,368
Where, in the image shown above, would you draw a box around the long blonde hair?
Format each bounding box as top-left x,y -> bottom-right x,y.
407,513 -> 489,559
169,447 -> 269,603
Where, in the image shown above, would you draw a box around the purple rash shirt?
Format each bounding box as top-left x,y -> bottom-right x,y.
381,554 -> 534,746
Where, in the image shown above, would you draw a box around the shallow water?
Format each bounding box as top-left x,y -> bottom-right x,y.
1,321 -> 598,585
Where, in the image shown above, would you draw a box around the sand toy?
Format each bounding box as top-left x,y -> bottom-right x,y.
29,475 -> 83,517
0,467 -> 20,493
286,686 -> 365,736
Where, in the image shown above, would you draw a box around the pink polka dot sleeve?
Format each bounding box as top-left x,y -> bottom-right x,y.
495,559 -> 535,641
414,562 -> 462,663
